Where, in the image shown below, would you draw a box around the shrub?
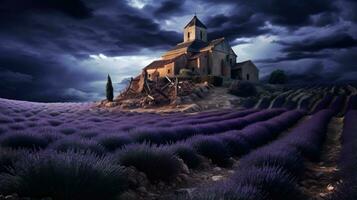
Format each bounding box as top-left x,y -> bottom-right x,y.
229,81 -> 257,97
170,143 -> 202,169
0,132 -> 48,150
77,131 -> 99,139
60,127 -> 77,135
233,166 -> 303,200
191,136 -> 232,167
8,123 -> 26,130
268,69 -> 287,84
218,133 -> 251,157
130,128 -> 171,145
40,132 -> 64,144
240,124 -> 272,148
0,115 -> 13,124
116,144 -> 181,182
48,120 -> 62,127
239,147 -> 305,177
0,148 -> 26,173
50,137 -> 105,155
0,151 -> 128,200
96,134 -> 132,152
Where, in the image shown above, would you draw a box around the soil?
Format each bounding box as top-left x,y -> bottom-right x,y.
194,87 -> 242,110
99,87 -> 242,114
120,158 -> 240,200
299,117 -> 343,199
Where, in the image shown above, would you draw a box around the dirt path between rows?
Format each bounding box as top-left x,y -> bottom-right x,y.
300,117 -> 343,199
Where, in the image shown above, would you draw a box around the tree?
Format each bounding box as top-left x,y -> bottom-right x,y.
269,69 -> 287,84
106,74 -> 114,102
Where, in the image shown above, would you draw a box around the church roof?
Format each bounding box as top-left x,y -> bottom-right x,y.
233,60 -> 259,71
163,37 -> 229,57
144,54 -> 186,70
184,16 -> 207,29
169,40 -> 209,52
189,51 -> 209,60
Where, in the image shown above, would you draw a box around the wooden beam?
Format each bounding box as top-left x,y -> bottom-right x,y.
155,88 -> 169,99
174,77 -> 178,99
148,95 -> 155,100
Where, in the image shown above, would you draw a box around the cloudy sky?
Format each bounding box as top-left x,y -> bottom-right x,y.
0,0 -> 356,102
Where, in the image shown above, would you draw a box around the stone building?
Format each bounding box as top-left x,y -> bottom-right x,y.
231,60 -> 259,82
144,16 -> 259,82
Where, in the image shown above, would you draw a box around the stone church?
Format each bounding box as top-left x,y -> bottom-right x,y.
144,16 -> 259,82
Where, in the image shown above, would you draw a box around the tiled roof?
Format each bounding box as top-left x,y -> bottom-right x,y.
232,60 -> 257,70
184,16 -> 207,29
189,51 -> 209,60
144,54 -> 186,70
168,40 -> 209,52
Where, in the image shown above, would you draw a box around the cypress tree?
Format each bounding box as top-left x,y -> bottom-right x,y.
106,74 -> 114,102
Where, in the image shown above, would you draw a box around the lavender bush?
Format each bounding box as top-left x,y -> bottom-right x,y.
0,151 -> 128,200
116,144 -> 181,181
0,132 -> 48,150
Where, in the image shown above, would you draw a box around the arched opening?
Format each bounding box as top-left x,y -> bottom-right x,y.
188,32 -> 190,40
246,74 -> 250,80
200,31 -> 203,40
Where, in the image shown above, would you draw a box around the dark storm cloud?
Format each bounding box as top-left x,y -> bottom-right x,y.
206,11 -> 269,41
0,0 -> 181,101
256,52 -> 329,64
202,0 -> 337,27
0,48 -> 100,102
0,0 -> 92,20
280,33 -> 357,53
0,0 -> 356,101
153,0 -> 186,18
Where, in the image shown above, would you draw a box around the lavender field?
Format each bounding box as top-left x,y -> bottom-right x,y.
0,86 -> 356,200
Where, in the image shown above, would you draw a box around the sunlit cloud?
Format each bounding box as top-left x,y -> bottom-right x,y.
127,0 -> 151,9
233,35 -> 283,62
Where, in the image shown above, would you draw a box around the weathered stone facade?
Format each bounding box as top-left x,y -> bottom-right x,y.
231,60 -> 259,82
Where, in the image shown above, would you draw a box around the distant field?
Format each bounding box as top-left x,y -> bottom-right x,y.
0,85 -> 356,200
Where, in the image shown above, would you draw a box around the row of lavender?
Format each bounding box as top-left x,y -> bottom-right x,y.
244,85 -> 355,114
0,101 -> 273,143
0,92 -> 347,142
0,109 -> 285,154
188,109 -> 334,200
326,110 -> 357,200
113,109 -> 304,183
0,109 -> 304,199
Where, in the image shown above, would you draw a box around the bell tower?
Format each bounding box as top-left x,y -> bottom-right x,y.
183,15 -> 207,43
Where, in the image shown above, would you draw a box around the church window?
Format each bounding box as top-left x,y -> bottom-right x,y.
246,74 -> 250,80
200,31 -> 203,39
188,32 -> 190,40
168,69 -> 171,74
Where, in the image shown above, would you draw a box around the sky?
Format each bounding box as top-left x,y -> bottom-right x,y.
0,0 -> 356,102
